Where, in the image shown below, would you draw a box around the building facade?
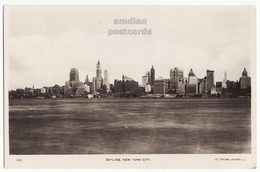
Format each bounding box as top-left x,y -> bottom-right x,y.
153,78 -> 170,95
114,75 -> 139,94
94,60 -> 103,91
222,71 -> 227,88
142,72 -> 149,87
216,82 -> 222,92
170,67 -> 185,94
186,68 -> 198,95
69,68 -> 79,81
103,70 -> 110,91
206,70 -> 215,93
64,68 -> 84,96
150,66 -> 155,86
240,68 -> 251,89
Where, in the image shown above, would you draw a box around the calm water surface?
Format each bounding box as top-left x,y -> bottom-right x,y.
9,98 -> 251,154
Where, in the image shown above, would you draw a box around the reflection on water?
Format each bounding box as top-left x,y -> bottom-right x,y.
9,98 -> 251,154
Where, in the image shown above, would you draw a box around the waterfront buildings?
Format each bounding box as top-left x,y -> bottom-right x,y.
114,75 -> 139,94
153,77 -> 171,95
9,59 -> 252,98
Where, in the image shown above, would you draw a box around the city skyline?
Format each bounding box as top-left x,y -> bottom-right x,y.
5,6 -> 253,90
9,62 -> 250,92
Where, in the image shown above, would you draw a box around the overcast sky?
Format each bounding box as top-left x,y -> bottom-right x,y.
5,6 -> 254,90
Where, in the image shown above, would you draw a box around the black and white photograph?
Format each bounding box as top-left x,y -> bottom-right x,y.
4,5 -> 256,168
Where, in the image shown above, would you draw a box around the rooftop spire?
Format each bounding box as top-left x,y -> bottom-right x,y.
188,68 -> 195,76
242,68 -> 248,77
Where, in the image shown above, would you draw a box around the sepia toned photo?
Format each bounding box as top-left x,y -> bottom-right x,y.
4,6 -> 256,168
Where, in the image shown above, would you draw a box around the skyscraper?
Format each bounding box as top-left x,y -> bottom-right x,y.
84,75 -> 89,85
104,70 -> 110,90
150,66 -> 155,86
96,60 -> 102,78
240,68 -> 251,89
187,68 -> 198,94
65,68 -> 84,96
142,72 -> 149,87
169,67 -> 185,93
148,71 -> 151,85
206,70 -> 215,93
69,68 -> 79,81
94,60 -> 103,91
222,71 -> 227,88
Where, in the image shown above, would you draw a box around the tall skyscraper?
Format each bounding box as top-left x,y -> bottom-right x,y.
84,75 -> 89,85
95,60 -> 103,91
198,77 -> 207,94
69,68 -> 79,81
150,66 -> 155,86
206,70 -> 215,93
222,71 -> 227,88
148,71 -> 151,85
240,68 -> 251,89
96,60 -> 102,78
142,72 -> 149,87
65,68 -> 84,96
187,68 -> 198,94
188,68 -> 197,84
103,70 -> 110,90
170,67 -> 185,93
92,77 -> 96,92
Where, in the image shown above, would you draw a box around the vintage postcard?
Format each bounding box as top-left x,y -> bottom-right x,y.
4,6 -> 256,168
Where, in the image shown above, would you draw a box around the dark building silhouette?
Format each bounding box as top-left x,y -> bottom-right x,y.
94,60 -> 103,91
150,66 -> 155,86
206,70 -> 214,93
240,68 -> 251,89
114,75 -> 139,94
170,67 -> 185,94
51,84 -> 61,96
65,68 -> 84,96
239,68 -> 251,96
216,82 -> 222,92
198,77 -> 207,94
226,80 -> 240,95
69,68 -> 79,81
153,78 -> 170,95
